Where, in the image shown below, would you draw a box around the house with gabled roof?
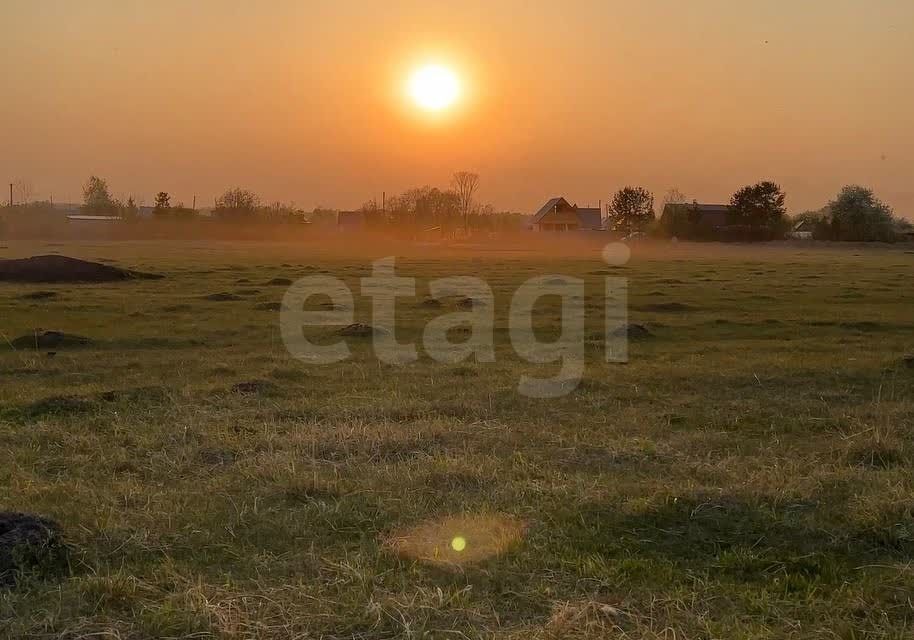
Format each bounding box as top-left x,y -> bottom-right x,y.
531,197 -> 603,232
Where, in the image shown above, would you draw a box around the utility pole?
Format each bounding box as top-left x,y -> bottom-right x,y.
8,183 -> 13,207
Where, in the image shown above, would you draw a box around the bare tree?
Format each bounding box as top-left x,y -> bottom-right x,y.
452,171 -> 480,233
12,179 -> 35,205
662,187 -> 687,209
214,187 -> 260,221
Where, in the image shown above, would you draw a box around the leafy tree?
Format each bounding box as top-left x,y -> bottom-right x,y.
82,175 -> 117,214
153,192 -> 171,215
214,188 -> 259,220
607,186 -> 655,232
729,181 -> 787,229
828,185 -> 897,242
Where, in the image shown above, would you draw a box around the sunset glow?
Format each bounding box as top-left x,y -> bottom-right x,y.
408,64 -> 460,111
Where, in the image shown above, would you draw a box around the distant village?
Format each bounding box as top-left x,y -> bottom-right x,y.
2,175 -> 912,244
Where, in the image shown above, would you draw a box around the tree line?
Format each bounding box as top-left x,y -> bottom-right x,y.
77,177 -> 306,223
72,172 -> 525,231
606,181 -> 911,242
6,174 -> 911,242
351,172 -> 522,234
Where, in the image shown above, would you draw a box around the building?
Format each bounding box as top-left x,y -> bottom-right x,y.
65,214 -> 123,239
787,219 -> 815,240
660,203 -> 730,229
531,197 -> 602,232
66,215 -> 122,223
337,210 -> 365,231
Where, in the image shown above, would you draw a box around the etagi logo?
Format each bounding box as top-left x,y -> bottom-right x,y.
280,243 -> 631,398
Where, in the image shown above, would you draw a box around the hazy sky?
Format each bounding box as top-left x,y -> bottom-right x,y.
3,0 -> 913,216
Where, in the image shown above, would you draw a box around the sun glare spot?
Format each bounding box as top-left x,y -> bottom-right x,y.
408,64 -> 460,111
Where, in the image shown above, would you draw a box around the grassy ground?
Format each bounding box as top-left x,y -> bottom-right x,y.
1,239 -> 913,639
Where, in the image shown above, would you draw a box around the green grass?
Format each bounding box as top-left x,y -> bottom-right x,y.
1,239 -> 913,639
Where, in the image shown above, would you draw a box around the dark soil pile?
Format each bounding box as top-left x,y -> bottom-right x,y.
636,302 -> 695,313
24,395 -> 96,417
20,291 -> 58,300
265,277 -> 293,286
0,512 -> 65,587
337,323 -> 387,337
10,331 -> 92,350
231,379 -> 280,395
611,324 -> 653,340
0,255 -> 162,283
456,297 -> 485,309
203,292 -> 243,301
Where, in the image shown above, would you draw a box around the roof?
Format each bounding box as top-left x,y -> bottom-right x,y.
694,204 -> 729,213
66,215 -> 122,222
532,197 -> 571,224
576,207 -> 602,230
532,197 -> 602,229
661,203 -> 730,227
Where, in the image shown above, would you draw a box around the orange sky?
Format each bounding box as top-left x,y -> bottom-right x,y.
2,1 -> 913,216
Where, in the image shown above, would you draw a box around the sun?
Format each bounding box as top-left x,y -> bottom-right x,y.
408,64 -> 460,111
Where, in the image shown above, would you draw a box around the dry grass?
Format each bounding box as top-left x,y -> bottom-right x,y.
1,239 -> 913,638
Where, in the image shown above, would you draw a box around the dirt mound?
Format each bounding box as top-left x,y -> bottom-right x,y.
203,292 -> 243,301
20,291 -> 58,300
456,297 -> 485,309
419,297 -> 442,308
319,301 -> 349,311
611,323 -> 652,340
0,255 -> 162,283
10,330 -> 92,350
265,277 -> 293,286
0,512 -> 65,586
254,302 -> 283,311
903,354 -> 914,369
231,379 -> 280,395
636,302 -> 695,313
97,386 -> 168,404
337,323 -> 386,337
24,395 -> 96,417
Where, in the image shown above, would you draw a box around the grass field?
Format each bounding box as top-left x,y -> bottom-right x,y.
2,239 -> 913,639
